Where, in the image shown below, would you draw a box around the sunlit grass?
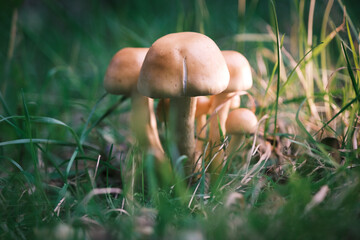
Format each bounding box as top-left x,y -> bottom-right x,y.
0,0 -> 360,239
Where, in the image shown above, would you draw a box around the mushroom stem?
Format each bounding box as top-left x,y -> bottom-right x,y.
130,90 -> 165,162
226,135 -> 244,157
169,96 -> 197,175
207,92 -> 235,174
225,134 -> 245,168
194,113 -> 207,166
209,93 -> 234,140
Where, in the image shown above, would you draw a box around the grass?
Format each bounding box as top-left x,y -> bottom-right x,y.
1,0 -> 360,239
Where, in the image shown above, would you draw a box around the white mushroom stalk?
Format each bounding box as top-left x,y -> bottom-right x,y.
138,32 -> 230,176
194,96 -> 211,175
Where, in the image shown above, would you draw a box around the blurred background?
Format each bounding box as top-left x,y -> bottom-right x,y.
1,0 -> 356,106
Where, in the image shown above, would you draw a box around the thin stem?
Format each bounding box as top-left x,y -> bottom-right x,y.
207,92 -> 233,183
130,91 -> 165,162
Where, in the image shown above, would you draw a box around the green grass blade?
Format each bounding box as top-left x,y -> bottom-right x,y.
0,115 -> 25,135
0,91 -> 12,116
21,90 -> 38,170
106,144 -> 114,187
279,44 -> 322,95
0,115 -> 83,152
80,93 -> 108,142
265,60 -> 278,97
270,0 -> 281,138
32,116 -> 83,152
65,93 -> 107,180
337,0 -> 360,42
1,156 -> 35,184
312,30 -> 339,58
264,33 -> 284,98
87,95 -> 127,131
341,42 -> 359,99
314,97 -> 358,137
296,98 -> 316,143
0,138 -> 98,151
346,19 -> 360,80
217,115 -> 225,143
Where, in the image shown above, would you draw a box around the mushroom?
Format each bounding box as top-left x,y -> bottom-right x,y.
225,108 -> 258,166
104,47 -> 165,163
207,50 -> 252,179
138,32 -> 230,176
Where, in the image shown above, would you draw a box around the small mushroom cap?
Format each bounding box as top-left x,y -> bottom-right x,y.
104,48 -> 148,95
221,50 -> 253,93
138,32 -> 230,98
195,96 -> 211,118
226,108 -> 258,134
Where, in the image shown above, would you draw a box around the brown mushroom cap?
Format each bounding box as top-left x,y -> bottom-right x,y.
104,48 -> 148,95
226,108 -> 258,135
221,50 -> 253,93
138,32 -> 230,98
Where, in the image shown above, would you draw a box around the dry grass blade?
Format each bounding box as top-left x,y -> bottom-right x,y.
94,155 -> 101,181
239,141 -> 271,186
81,188 -> 122,206
105,208 -> 130,216
233,33 -> 273,42
53,197 -> 66,216
225,192 -> 245,209
305,185 -> 330,213
244,114 -> 269,173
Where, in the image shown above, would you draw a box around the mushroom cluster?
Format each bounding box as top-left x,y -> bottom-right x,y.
104,32 -> 257,187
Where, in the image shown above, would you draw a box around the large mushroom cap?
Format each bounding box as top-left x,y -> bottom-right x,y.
221,50 -> 252,93
138,32 -> 230,98
226,108 -> 258,134
104,48 -> 148,95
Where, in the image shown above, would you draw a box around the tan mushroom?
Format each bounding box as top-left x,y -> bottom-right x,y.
207,50 -> 252,182
104,47 -> 165,163
138,32 -> 229,176
225,108 -> 258,167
